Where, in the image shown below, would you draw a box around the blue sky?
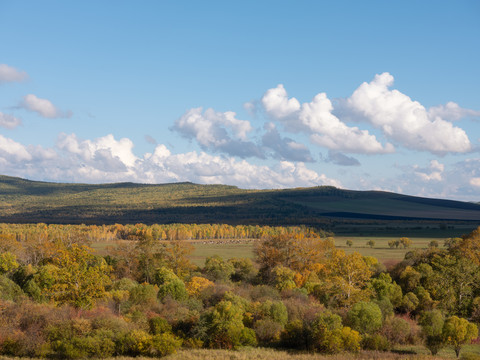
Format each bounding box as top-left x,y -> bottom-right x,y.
0,0 -> 479,201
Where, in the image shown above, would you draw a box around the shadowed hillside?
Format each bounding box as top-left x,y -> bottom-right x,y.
1,175 -> 479,235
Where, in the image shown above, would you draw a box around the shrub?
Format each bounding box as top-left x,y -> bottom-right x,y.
381,316 -> 416,345
117,329 -> 152,356
228,258 -> 257,283
150,332 -> 182,357
340,326 -> 361,352
362,334 -> 390,351
272,266 -> 296,292
204,255 -> 234,282
149,316 -> 172,335
186,276 -> 214,297
346,301 -> 382,335
0,275 -> 24,301
309,311 -> 344,353
154,267 -> 187,301
254,319 -> 283,346
280,320 -> 307,350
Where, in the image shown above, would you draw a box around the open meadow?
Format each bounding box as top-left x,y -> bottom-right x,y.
186,236 -> 451,266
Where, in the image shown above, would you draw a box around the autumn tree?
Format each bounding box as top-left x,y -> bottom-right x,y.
255,235 -> 334,280
317,250 -> 373,307
40,244 -> 112,308
442,316 -> 478,358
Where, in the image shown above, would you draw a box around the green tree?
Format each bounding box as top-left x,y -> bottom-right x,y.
366,240 -> 375,248
419,310 -> 445,355
198,300 -> 254,349
347,301 -> 383,335
442,316 -> 478,358
153,267 -> 187,301
203,255 -> 234,282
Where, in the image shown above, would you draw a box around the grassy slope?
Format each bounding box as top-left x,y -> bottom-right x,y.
1,175 -> 479,234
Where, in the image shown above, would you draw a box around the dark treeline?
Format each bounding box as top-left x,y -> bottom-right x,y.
0,224 -> 479,358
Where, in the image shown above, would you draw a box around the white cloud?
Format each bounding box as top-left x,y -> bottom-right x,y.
428,102 -> 480,121
0,132 -> 340,189
0,64 -> 28,83
414,160 -> 444,181
345,72 -> 471,154
21,94 -> 72,119
0,134 -> 32,162
143,145 -> 337,188
262,84 -> 301,129
57,133 -> 138,169
173,107 -> 263,158
470,178 -> 480,188
0,112 -> 22,129
261,84 -> 394,154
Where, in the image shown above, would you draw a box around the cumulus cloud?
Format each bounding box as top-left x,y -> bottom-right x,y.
345,72 -> 472,154
262,123 -> 313,162
322,150 -> 360,166
57,133 -> 138,169
0,134 -> 32,162
20,94 -> 72,119
144,148 -> 338,188
0,112 -> 22,129
261,84 -> 394,154
413,160 -> 444,181
428,102 -> 480,121
0,132 -> 340,189
262,84 -> 301,129
172,107 -> 263,158
0,64 -> 28,84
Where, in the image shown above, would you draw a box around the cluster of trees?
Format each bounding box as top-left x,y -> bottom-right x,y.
0,222 -> 327,243
1,225 -> 480,358
388,237 -> 412,249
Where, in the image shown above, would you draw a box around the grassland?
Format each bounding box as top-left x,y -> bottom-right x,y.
1,175 -> 479,236
185,235 -> 453,266
1,345 -> 479,360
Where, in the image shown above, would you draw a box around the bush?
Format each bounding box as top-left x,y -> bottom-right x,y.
381,316 -> 416,345
346,301 -> 383,335
0,275 -> 24,301
204,255 -> 235,282
280,320 -> 307,350
150,332 -> 182,357
229,258 -> 257,283
362,334 -> 390,351
154,267 -> 188,301
254,319 -> 283,346
117,329 -> 152,356
149,316 -> 172,335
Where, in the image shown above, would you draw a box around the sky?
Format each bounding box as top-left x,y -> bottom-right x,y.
0,0 -> 480,201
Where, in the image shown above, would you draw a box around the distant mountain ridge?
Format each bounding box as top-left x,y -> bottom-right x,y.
1,175 -> 479,233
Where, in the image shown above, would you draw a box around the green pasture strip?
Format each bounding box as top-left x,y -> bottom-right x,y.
90,235 -> 452,267
190,241 -> 256,266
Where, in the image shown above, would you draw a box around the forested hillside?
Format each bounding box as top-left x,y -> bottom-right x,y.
1,176 -> 479,234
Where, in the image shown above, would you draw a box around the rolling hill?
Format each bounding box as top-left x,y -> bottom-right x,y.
1,175 -> 479,235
